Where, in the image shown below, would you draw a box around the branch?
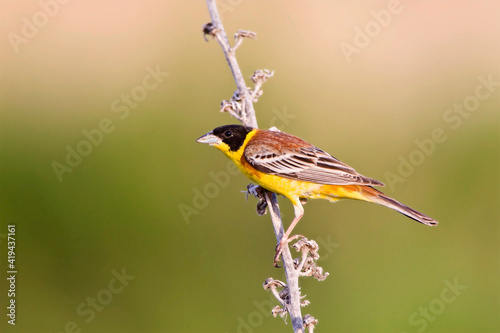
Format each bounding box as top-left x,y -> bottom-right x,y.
265,192 -> 305,332
204,0 -> 258,128
203,2 -> 326,332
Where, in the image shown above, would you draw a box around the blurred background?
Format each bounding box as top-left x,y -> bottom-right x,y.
1,1 -> 499,332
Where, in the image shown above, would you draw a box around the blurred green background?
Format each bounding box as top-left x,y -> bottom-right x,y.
1,1 -> 499,332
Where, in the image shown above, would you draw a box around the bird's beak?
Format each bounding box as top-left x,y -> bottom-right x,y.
195,131 -> 221,146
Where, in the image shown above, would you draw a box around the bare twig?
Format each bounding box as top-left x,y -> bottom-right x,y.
293,239 -> 329,281
204,2 -> 319,332
263,278 -> 287,307
203,0 -> 258,128
251,69 -> 274,101
232,30 -> 257,52
303,314 -> 319,333
265,192 -> 305,332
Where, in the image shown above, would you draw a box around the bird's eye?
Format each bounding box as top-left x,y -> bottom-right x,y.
224,130 -> 233,137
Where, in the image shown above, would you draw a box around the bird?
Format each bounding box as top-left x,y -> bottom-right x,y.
196,124 -> 438,266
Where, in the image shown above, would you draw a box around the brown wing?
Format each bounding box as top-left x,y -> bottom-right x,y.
244,130 -> 384,186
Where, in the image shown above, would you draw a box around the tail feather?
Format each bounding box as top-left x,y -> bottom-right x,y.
363,187 -> 438,226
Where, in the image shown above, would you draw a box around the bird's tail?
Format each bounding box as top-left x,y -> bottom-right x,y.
361,186 -> 438,226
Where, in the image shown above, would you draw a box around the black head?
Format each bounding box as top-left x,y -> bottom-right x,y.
212,124 -> 253,152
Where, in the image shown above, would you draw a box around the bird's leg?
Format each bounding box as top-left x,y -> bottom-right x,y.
274,203 -> 304,267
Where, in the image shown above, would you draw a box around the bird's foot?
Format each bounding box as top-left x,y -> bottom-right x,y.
273,234 -> 305,268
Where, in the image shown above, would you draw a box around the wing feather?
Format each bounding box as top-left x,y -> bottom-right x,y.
244,130 -> 384,186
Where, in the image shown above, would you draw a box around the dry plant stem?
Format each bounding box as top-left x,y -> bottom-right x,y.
265,192 -> 304,332
205,0 -> 258,128
205,1 -> 304,331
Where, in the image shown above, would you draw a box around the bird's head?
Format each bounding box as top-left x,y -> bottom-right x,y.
196,124 -> 253,155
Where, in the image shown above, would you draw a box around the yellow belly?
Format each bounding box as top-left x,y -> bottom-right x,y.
236,159 -> 370,205
234,159 -> 347,203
